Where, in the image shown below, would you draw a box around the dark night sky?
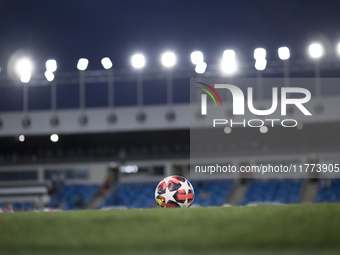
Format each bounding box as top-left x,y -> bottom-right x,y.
1,0 -> 340,73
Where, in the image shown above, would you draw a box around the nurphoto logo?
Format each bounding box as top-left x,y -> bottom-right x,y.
196,82 -> 312,128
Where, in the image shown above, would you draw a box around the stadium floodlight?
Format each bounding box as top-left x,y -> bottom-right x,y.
260,126 -> 268,133
224,127 -> 232,134
221,60 -> 237,74
223,50 -> 235,61
278,47 -> 290,60
131,54 -> 145,69
20,72 -> 31,83
46,59 -> 57,72
255,59 -> 267,71
254,48 -> 266,60
44,71 -> 55,82
101,57 -> 113,69
309,43 -> 323,58
221,50 -> 237,74
191,51 -> 204,65
15,58 -> 33,77
161,52 -> 176,67
50,134 -> 59,142
195,62 -> 207,74
77,58 -> 89,71
18,135 -> 25,142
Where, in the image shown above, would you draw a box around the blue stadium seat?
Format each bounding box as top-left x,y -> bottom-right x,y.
101,182 -> 156,209
191,179 -> 234,207
240,179 -> 303,205
315,179 -> 340,203
0,201 -> 34,212
49,184 -> 100,210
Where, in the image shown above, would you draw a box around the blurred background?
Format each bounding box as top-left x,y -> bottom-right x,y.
0,0 -> 340,212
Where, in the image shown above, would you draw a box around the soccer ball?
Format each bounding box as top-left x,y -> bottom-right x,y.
155,175 -> 194,208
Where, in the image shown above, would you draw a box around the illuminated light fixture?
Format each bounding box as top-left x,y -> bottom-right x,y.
161,52 -> 176,67
50,134 -> 59,142
20,72 -> 31,83
18,135 -> 25,142
195,62 -> 207,74
278,47 -> 290,60
15,58 -> 33,83
131,54 -> 145,69
119,165 -> 138,173
337,43 -> 340,55
101,57 -> 113,69
223,50 -> 235,61
77,58 -> 89,71
221,61 -> 237,74
15,58 -> 33,76
191,51 -> 204,65
255,59 -> 267,71
309,43 -> 323,58
259,126 -> 268,133
222,49 -> 237,74
224,127 -> 232,134
20,73 -> 31,82
44,71 -> 55,82
46,59 -> 57,72
254,48 -> 266,60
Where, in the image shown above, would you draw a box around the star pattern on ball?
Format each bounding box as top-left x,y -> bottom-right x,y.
178,180 -> 194,207
161,186 -> 178,204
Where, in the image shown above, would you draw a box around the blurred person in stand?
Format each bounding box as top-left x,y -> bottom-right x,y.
2,203 -> 14,213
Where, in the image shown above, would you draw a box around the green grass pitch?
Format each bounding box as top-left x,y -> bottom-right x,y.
1,203 -> 340,255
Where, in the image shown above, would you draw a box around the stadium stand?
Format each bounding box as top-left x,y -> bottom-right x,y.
191,180 -> 234,206
49,184 -> 100,210
315,179 -> 340,203
0,201 -> 34,212
239,179 -> 303,205
101,182 -> 156,209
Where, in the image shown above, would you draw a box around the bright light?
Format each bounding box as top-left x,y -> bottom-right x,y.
254,48 -> 266,60
77,58 -> 89,71
20,72 -> 31,83
337,43 -> 340,55
309,43 -> 323,58
223,50 -> 235,61
255,59 -> 267,71
101,57 -> 113,69
46,59 -> 57,72
18,135 -> 25,142
221,60 -> 237,74
44,71 -> 55,82
259,126 -> 268,133
50,134 -> 59,142
195,62 -> 207,74
222,49 -> 237,74
161,52 -> 176,67
15,58 -> 33,77
119,165 -> 138,173
224,127 -> 232,134
191,51 -> 204,65
131,54 -> 145,69
278,47 -> 290,60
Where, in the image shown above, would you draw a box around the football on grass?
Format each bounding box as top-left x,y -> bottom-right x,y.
155,175 -> 194,208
